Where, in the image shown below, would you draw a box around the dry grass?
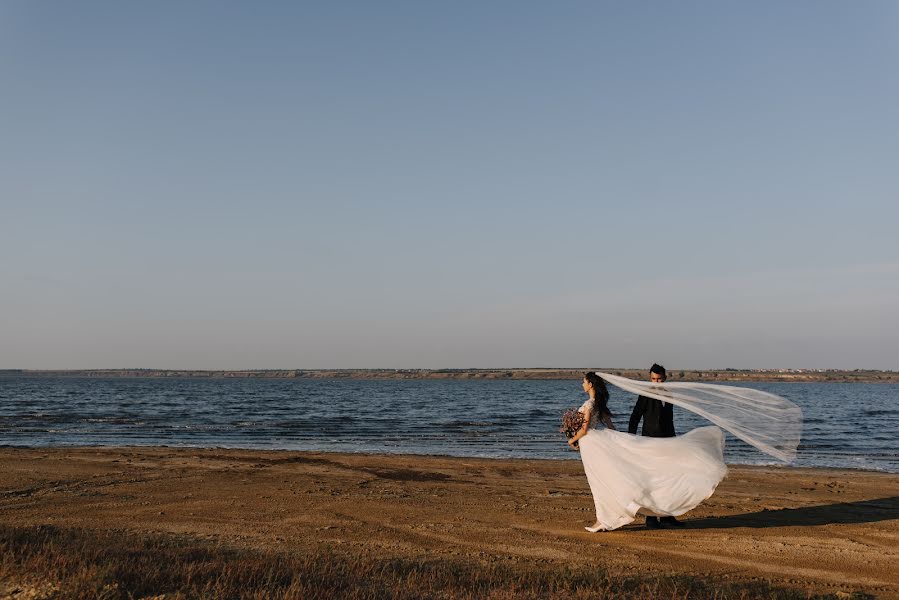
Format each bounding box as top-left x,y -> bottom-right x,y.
0,526 -> 870,600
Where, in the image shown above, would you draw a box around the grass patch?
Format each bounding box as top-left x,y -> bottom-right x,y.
0,525 -> 868,599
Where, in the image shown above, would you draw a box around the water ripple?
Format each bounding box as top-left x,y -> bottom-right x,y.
0,376 -> 896,472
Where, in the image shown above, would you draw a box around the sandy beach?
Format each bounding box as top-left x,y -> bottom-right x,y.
1,447 -> 897,598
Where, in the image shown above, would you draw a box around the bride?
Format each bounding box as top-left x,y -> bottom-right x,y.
567,371 -> 801,532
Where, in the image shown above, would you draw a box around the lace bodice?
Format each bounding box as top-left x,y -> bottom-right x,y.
579,397 -> 601,429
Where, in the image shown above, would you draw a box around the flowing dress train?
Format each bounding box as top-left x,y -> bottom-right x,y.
577,398 -> 727,530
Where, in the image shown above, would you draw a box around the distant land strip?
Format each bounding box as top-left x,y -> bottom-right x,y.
1,368 -> 897,383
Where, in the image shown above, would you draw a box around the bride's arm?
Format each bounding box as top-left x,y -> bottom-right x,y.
568,409 -> 592,448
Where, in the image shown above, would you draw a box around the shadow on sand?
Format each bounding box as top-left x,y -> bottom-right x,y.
685,496 -> 899,529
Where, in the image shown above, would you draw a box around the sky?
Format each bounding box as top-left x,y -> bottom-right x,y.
1,1 -> 898,370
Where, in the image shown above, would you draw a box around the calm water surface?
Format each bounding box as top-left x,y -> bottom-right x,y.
1,377 -> 897,472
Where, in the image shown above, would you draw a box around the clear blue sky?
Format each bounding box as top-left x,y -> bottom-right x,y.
2,2 -> 897,370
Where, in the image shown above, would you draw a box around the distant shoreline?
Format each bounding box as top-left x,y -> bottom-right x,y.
1,367 -> 897,383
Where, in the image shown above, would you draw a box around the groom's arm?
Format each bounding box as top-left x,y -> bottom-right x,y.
628,396 -> 646,435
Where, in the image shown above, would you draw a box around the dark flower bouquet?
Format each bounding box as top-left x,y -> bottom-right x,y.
560,408 -> 585,448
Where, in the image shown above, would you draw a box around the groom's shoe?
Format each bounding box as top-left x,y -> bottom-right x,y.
645,516 -> 661,529
660,516 -> 685,528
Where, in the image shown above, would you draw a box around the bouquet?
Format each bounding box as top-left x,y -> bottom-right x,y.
560,408 -> 585,448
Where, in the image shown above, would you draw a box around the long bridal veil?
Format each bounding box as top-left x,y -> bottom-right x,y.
596,372 -> 803,463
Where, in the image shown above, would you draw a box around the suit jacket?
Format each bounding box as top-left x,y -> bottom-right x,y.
628,395 -> 676,437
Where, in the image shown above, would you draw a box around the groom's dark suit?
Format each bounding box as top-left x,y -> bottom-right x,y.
628,395 -> 676,437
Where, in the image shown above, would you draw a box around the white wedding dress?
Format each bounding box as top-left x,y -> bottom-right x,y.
576,397 -> 728,531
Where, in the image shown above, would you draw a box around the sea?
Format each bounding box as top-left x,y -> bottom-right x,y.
1,376 -> 897,473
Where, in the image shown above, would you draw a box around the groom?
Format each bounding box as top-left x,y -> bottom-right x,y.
628,363 -> 684,529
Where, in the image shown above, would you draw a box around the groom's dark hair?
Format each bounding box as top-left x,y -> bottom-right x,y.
649,363 -> 667,378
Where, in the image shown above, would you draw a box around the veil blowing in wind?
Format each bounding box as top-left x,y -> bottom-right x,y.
596,372 -> 803,463
566,371 -> 803,532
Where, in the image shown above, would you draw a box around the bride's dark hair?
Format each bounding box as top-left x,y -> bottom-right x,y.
584,372 -> 612,419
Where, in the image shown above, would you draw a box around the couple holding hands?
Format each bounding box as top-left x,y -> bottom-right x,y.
567,364 -> 801,532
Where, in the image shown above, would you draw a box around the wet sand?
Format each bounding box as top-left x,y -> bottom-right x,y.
1,447 -> 897,598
